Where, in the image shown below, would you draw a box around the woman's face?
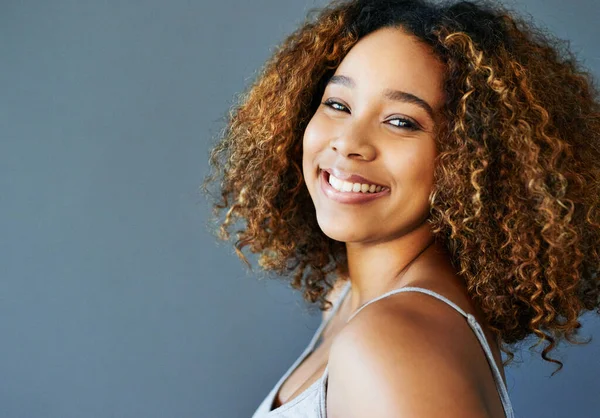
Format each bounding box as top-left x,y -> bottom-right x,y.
302,26 -> 446,244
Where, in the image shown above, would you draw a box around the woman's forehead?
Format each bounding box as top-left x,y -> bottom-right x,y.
331,27 -> 445,110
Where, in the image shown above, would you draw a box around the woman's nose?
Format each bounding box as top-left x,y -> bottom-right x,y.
328,123 -> 376,161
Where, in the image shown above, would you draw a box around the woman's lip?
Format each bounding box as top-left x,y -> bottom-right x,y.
319,170 -> 390,204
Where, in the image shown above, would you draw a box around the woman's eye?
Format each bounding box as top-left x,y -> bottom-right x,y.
322,99 -> 420,131
387,118 -> 419,131
322,99 -> 349,112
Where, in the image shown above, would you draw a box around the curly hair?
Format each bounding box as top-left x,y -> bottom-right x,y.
201,0 -> 600,375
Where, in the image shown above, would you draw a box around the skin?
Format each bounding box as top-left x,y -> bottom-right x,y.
308,22 -> 448,314
302,26 -> 447,308
271,26 -> 510,417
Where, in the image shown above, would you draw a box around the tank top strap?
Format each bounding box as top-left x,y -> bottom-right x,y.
346,285 -> 469,323
344,285 -> 515,418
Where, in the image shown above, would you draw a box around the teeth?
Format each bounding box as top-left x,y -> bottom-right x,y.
327,172 -> 386,193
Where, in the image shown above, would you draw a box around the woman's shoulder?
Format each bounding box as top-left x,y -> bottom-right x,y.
332,278 -> 495,371
325,291 -> 489,417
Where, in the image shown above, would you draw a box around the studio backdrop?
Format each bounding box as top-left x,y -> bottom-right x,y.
1,0 -> 599,417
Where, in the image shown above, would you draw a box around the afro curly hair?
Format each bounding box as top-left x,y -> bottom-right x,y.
202,0 -> 600,375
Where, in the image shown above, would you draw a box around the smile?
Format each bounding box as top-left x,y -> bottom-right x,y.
320,170 -> 390,204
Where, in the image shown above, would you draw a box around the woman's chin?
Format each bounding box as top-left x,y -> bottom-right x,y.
316,217 -> 369,243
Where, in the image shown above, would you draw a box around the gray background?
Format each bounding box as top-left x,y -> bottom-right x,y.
1,0 -> 599,417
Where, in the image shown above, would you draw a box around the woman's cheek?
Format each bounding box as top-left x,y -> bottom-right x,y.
303,112 -> 332,151
302,116 -> 324,180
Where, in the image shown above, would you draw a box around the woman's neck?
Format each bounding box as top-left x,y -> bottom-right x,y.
344,221 -> 443,312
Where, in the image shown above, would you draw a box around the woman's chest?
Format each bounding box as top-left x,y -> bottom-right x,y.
272,317 -> 346,409
272,289 -> 352,410
272,347 -> 328,409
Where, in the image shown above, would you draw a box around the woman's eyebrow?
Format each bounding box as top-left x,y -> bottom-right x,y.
326,74 -> 435,121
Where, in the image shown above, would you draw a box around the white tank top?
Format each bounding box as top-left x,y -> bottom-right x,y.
251,280 -> 515,417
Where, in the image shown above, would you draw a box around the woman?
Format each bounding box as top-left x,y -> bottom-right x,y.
202,0 -> 600,416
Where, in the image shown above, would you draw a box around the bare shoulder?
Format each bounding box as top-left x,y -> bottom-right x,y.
326,293 -> 490,418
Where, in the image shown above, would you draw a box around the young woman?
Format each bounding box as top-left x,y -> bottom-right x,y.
202,0 -> 600,416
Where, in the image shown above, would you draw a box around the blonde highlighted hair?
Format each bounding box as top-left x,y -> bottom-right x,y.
202,0 -> 600,375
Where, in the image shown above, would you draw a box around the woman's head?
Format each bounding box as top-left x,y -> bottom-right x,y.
203,0 -> 600,374
303,26 -> 445,245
